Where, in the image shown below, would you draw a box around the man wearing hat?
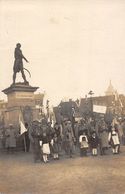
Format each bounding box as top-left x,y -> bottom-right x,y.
63,120 -> 75,158
29,120 -> 42,163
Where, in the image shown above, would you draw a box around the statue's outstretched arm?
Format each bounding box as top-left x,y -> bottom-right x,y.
17,49 -> 29,63
22,55 -> 29,63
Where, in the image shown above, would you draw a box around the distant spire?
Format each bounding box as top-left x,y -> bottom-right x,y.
105,80 -> 115,96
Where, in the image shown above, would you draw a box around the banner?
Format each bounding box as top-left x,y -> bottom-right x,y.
93,105 -> 107,114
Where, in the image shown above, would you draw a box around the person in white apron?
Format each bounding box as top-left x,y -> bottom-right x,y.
108,127 -> 120,154
40,132 -> 50,163
79,132 -> 89,157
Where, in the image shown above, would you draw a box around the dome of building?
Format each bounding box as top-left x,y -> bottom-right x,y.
105,80 -> 115,96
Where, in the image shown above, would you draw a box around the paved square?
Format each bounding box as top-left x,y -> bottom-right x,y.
0,148 -> 125,194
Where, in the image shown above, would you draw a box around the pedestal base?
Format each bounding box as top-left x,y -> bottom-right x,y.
2,83 -> 39,127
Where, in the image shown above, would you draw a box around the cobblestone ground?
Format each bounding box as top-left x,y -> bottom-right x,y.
0,147 -> 125,194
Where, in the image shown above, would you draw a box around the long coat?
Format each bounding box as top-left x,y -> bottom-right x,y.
29,125 -> 42,153
0,130 -> 4,149
99,130 -> 109,148
65,131 -> 74,150
51,137 -> 59,153
5,128 -> 17,148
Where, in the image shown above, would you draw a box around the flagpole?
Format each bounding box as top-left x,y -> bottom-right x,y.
19,107 -> 27,152
23,133 -> 27,153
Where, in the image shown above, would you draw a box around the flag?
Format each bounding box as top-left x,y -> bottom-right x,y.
119,98 -> 123,108
20,120 -> 27,135
114,91 -> 123,109
19,112 -> 27,135
112,117 -> 118,127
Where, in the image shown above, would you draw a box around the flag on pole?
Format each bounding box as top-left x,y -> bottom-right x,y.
114,91 -> 123,111
119,98 -> 123,108
118,96 -> 123,108
19,110 -> 27,152
19,112 -> 27,135
112,117 -> 118,127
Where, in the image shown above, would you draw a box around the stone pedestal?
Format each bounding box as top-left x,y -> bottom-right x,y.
2,83 -> 39,127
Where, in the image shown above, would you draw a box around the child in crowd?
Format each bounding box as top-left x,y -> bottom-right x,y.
40,132 -> 50,163
79,132 -> 89,156
89,131 -> 99,156
108,127 -> 120,154
51,133 -> 59,160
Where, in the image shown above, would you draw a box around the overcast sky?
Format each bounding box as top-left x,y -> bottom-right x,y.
0,0 -> 125,105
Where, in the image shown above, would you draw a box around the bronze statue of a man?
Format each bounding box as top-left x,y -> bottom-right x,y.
13,43 -> 29,84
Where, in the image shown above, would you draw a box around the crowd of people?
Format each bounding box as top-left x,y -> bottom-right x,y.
0,115 -> 125,163
26,115 -> 125,163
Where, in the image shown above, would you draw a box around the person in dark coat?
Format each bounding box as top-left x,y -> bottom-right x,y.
51,133 -> 59,160
89,131 -> 99,156
0,128 -> 4,151
98,124 -> 109,155
54,123 -> 62,152
29,121 -> 42,163
78,119 -> 86,136
63,121 -> 74,158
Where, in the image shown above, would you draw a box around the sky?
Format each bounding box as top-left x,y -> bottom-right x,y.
0,0 -> 125,106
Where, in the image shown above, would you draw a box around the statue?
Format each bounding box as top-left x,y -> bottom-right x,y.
13,43 -> 30,85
